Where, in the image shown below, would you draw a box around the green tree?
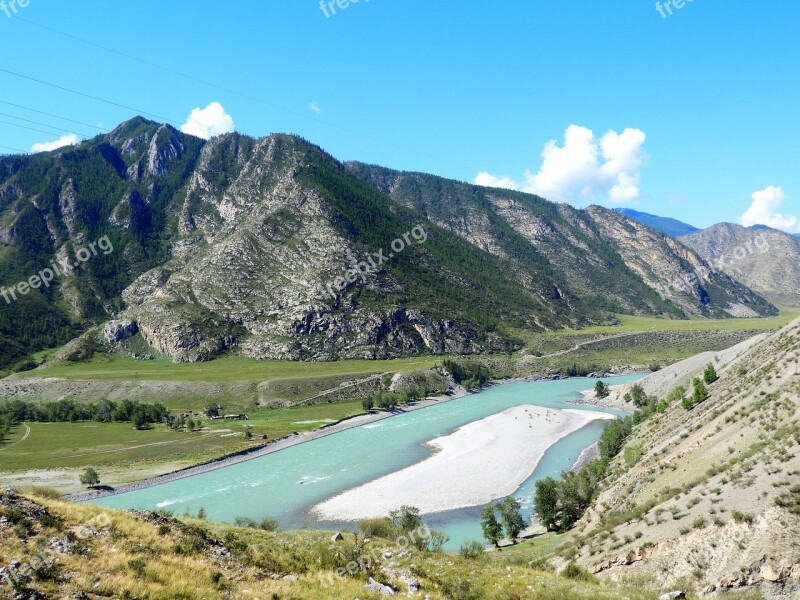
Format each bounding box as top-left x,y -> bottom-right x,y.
389,506 -> 423,532
133,411 -> 149,430
704,363 -> 719,384
594,380 -> 610,399
244,425 -> 253,440
534,477 -> 560,531
625,384 -> 648,407
80,467 -> 100,487
480,505 -> 503,547
362,397 -> 375,411
691,377 -> 709,406
497,496 -> 527,541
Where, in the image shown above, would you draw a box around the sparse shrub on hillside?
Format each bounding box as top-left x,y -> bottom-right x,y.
459,540 -> 485,559
683,378 -> 709,410
704,363 -> 719,384
731,510 -> 754,524
560,563 -> 598,584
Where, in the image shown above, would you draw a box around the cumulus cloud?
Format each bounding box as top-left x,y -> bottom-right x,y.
180,102 -> 235,140
30,133 -> 80,154
740,186 -> 799,233
309,102 -> 322,114
474,124 -> 647,204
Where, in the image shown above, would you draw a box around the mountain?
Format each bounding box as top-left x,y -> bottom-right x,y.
570,318 -> 800,595
347,162 -> 774,320
613,208 -> 700,237
0,120 -> 776,366
681,223 -> 800,307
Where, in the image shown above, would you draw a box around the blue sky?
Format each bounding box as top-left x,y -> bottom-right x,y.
1,0 -> 798,231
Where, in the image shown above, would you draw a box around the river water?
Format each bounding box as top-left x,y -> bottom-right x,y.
92,375 -> 640,549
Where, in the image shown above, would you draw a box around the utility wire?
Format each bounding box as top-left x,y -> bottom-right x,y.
0,111 -> 93,139
0,68 -> 218,139
13,16 -> 471,170
0,144 -> 28,154
0,100 -> 108,132
0,118 -> 83,138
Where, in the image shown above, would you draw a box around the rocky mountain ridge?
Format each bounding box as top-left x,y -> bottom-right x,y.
0,119 -> 777,365
681,222 -> 800,307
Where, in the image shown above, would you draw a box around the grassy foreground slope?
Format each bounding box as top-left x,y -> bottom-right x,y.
0,491 -> 663,600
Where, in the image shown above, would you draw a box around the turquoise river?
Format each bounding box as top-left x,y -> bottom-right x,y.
92,375 -> 641,550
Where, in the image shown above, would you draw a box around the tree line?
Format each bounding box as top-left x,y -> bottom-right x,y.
0,398 -> 170,440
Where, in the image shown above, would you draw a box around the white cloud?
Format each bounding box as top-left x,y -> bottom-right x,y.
309,102 -> 322,114
30,133 -> 80,154
474,171 -> 519,190
180,102 -> 235,140
740,186 -> 799,233
474,124 -> 647,204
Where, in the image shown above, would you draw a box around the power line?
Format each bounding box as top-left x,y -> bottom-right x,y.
0,111 -> 92,139
0,144 -> 28,154
0,100 -> 108,132
13,16 -> 471,170
0,68 -> 218,139
0,118 -> 81,138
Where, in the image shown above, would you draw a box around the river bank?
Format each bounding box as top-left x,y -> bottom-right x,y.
312,406 -> 614,520
64,388 -> 470,502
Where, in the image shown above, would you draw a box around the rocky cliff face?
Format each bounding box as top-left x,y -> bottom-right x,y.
0,119 -> 777,365
347,163 -> 776,319
681,223 -> 800,307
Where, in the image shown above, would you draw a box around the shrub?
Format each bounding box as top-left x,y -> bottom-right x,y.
560,563 -> 598,583
459,540 -> 485,559
357,518 -> 396,539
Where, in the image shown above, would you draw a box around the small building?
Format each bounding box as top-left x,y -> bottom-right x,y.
223,414 -> 249,421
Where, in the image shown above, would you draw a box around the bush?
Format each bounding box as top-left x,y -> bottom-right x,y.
258,518 -> 279,531
560,563 -> 598,583
704,363 -> 719,384
459,540 -> 485,559
357,518 -> 396,539
624,445 -> 644,467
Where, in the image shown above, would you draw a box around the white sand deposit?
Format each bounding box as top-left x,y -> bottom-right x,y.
312,405 -> 615,520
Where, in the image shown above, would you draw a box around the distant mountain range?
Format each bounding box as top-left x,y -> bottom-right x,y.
0,118 -> 777,367
682,223 -> 800,307
614,208 -> 700,237
615,208 -> 800,307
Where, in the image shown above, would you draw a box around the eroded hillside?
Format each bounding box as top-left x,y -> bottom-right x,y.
570,319 -> 800,597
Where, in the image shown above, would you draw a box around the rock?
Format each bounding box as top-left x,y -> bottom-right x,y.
364,577 -> 396,596
659,592 -> 686,600
282,574 -> 299,581
103,319 -> 139,344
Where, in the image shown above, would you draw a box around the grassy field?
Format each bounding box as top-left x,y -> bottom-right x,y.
551,311 -> 799,335
25,355 -> 438,382
0,400 -> 367,473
